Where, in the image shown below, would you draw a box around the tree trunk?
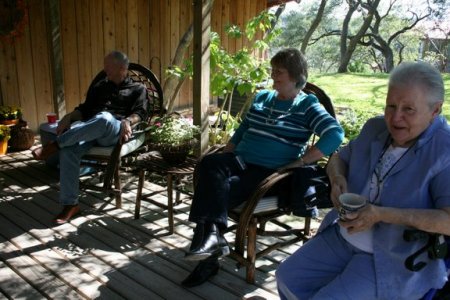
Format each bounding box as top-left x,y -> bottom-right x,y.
162,23 -> 194,111
301,0 -> 327,54
338,0 -> 381,73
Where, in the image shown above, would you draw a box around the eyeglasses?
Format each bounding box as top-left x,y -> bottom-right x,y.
270,67 -> 287,76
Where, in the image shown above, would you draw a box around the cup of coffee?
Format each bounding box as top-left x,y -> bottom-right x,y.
46,113 -> 57,124
338,193 -> 367,221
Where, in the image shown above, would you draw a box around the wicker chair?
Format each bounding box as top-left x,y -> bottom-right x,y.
79,63 -> 164,208
196,82 -> 336,283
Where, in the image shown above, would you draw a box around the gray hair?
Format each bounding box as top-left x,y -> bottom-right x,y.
108,51 -> 129,69
389,61 -> 444,107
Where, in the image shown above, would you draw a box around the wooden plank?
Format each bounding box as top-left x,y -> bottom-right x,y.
2,45 -> 20,108
89,0 -> 105,77
0,239 -> 83,299
60,0 -> 81,113
177,0 -> 193,109
0,212 -> 121,300
235,0 -> 244,52
0,151 -> 288,299
242,0 -> 251,49
75,0 -> 93,100
221,0 -> 231,53
137,0 -> 150,68
0,260 -> 44,299
161,0 -> 172,84
114,0 -> 128,52
28,0 -> 53,128
149,0 -> 161,77
103,0 -> 116,53
127,0 -> 139,62
13,5 -> 38,128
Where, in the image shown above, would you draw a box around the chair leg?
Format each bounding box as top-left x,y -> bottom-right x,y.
114,167 -> 122,208
304,217 -> 311,236
246,217 -> 258,284
167,173 -> 174,235
135,169 -> 145,219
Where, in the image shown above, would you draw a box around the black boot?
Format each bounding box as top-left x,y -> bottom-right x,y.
181,255 -> 220,287
184,223 -> 230,261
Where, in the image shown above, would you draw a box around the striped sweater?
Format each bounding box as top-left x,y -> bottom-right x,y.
231,90 -> 344,169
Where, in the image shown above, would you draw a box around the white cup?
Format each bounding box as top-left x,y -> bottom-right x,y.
338,193 -> 367,221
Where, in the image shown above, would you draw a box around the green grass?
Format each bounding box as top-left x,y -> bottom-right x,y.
309,73 -> 450,120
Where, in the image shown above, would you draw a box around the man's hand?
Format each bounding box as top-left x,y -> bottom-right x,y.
56,114 -> 72,135
120,119 -> 133,142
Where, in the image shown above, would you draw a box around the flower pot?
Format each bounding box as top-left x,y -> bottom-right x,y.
0,119 -> 19,125
154,140 -> 196,164
10,120 -> 35,151
0,139 -> 8,155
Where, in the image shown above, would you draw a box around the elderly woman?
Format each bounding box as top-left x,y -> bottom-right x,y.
276,61 -> 450,299
181,48 -> 344,287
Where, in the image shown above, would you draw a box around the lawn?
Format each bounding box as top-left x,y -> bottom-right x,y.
309,73 -> 450,121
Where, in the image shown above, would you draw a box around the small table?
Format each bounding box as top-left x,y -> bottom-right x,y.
134,151 -> 197,234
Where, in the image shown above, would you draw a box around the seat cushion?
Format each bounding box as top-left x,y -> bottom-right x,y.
85,133 -> 146,157
232,196 -> 279,214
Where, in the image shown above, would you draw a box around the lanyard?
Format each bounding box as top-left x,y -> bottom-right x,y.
371,136 -> 414,202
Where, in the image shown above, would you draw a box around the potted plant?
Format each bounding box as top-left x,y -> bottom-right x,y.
0,124 -> 11,155
148,114 -> 200,163
0,105 -> 22,125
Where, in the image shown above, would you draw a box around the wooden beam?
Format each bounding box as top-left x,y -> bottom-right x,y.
193,0 -> 213,155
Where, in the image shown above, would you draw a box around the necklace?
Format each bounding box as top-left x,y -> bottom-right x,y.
265,95 -> 296,125
370,136 -> 414,203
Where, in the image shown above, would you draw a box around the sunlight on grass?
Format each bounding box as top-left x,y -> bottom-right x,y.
309,73 -> 450,121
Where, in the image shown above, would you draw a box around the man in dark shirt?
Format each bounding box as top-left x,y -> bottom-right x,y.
32,51 -> 148,224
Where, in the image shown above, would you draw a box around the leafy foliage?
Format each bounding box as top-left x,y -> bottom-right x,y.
0,106 -> 22,121
0,125 -> 11,141
148,115 -> 199,146
338,108 -> 380,143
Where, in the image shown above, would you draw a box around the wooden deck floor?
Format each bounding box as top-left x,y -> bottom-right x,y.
0,144 -> 320,300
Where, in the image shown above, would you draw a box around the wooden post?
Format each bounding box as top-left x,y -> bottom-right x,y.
192,0 -> 213,155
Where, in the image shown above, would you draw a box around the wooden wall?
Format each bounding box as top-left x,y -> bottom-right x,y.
0,0 -> 267,131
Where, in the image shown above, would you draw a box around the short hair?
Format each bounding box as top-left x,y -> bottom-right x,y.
389,61 -> 444,107
270,48 -> 308,89
108,51 -> 129,69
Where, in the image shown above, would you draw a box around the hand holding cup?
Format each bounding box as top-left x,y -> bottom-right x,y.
338,193 -> 367,221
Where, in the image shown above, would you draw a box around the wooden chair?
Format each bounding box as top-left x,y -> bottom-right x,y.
197,82 -> 336,283
80,63 -> 164,208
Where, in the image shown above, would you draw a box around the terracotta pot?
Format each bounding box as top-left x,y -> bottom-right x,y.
0,119 -> 19,125
0,139 -> 8,155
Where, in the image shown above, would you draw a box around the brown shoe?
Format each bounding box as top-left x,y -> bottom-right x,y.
32,141 -> 59,161
53,205 -> 80,225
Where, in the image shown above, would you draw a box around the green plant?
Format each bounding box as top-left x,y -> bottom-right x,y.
339,108 -> 380,143
0,125 -> 11,141
148,115 -> 200,146
208,111 -> 241,146
0,105 -> 22,121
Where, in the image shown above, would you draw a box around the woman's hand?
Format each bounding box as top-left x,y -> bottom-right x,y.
329,174 -> 347,208
339,204 -> 380,234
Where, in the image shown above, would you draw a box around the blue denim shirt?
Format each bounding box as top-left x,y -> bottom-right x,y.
320,116 -> 450,299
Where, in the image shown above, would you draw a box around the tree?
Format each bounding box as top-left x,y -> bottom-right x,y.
360,0 -> 434,72
338,0 -> 381,73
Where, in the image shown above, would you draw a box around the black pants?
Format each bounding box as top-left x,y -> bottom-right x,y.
188,152 -> 275,228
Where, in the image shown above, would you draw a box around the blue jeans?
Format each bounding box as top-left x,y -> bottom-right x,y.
276,224 -> 377,300
57,112 -> 121,205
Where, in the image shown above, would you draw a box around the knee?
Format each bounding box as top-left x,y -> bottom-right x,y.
95,112 -> 115,124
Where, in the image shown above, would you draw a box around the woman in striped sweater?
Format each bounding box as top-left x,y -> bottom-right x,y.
182,48 -> 344,287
